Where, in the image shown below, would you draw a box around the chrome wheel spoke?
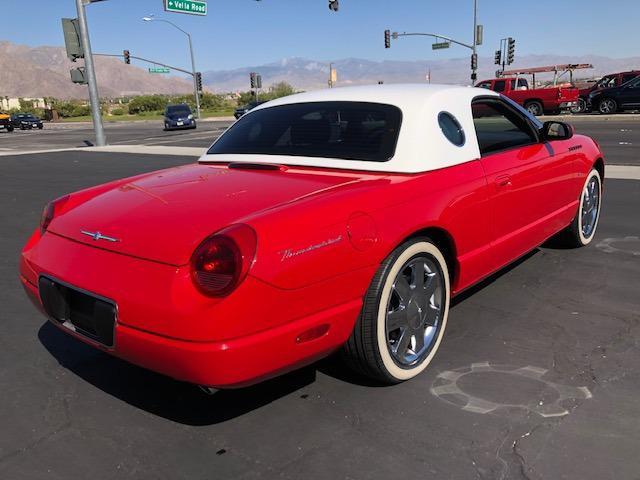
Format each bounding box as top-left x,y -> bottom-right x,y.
424,303 -> 440,328
387,307 -> 407,333
393,328 -> 411,356
393,276 -> 412,303
412,262 -> 425,291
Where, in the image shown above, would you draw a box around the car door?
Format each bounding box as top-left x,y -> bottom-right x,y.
472,97 -> 576,272
616,76 -> 640,108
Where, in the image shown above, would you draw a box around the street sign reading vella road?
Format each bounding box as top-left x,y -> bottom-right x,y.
164,0 -> 207,16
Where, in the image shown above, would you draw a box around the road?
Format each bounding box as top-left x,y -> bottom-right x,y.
0,116 -> 638,165
0,143 -> 639,479
0,119 -> 233,152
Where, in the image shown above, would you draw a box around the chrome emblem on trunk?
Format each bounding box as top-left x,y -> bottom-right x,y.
81,231 -> 120,242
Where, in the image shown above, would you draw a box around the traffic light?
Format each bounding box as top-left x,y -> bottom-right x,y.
494,49 -> 502,65
123,49 -> 130,65
384,29 -> 391,49
507,38 -> 516,65
328,0 -> 339,12
250,72 -> 257,89
62,18 -> 83,62
471,53 -> 478,71
196,72 -> 203,93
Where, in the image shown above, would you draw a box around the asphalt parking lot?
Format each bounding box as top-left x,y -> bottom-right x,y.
1,128 -> 639,479
0,119 -> 233,152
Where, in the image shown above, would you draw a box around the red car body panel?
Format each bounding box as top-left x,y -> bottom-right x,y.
20,128 -> 603,387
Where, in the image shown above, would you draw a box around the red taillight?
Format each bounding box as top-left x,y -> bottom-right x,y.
40,195 -> 69,234
190,224 -> 257,297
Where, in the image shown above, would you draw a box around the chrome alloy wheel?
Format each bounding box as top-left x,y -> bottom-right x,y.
386,256 -> 444,367
599,99 -> 616,114
581,174 -> 600,239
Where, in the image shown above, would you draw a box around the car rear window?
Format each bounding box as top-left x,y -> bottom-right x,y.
208,101 -> 403,162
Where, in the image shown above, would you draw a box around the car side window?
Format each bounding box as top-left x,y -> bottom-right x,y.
626,77 -> 640,88
477,81 -> 492,89
471,99 -> 539,156
622,74 -> 638,85
493,80 -> 506,93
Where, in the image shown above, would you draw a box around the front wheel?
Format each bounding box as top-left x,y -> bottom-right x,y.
557,169 -> 602,247
342,238 -> 451,384
571,98 -> 587,114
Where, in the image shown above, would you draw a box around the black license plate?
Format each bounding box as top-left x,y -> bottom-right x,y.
39,276 -> 116,347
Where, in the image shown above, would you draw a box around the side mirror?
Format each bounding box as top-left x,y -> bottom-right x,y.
542,121 -> 574,141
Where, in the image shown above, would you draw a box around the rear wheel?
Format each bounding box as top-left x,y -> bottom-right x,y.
557,169 -> 602,247
598,98 -> 617,114
342,238 -> 450,384
6,125 -> 13,132
525,101 -> 544,116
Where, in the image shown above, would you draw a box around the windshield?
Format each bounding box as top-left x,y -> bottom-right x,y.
166,106 -> 191,116
208,101 -> 402,162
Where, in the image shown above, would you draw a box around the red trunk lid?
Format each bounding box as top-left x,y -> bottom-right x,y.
49,163 -> 372,265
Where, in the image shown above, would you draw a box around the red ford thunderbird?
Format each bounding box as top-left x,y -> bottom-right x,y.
20,85 -> 604,389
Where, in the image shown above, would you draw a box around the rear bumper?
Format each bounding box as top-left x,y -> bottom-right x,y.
558,101 -> 578,110
20,231 -> 365,388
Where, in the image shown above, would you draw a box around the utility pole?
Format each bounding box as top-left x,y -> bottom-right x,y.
76,0 -> 106,146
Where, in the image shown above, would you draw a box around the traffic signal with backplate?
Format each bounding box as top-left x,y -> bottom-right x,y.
250,72 -> 257,89
123,50 -> 130,64
494,49 -> 502,65
196,72 -> 203,93
507,38 -> 516,65
384,30 -> 391,49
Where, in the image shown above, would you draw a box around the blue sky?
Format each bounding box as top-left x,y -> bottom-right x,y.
2,0 -> 639,72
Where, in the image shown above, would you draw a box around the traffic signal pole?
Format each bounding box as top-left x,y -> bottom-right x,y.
186,32 -> 201,119
76,0 -> 106,146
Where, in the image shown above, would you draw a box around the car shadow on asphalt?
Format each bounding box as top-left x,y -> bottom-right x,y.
37,247 -> 546,425
38,321 -> 317,426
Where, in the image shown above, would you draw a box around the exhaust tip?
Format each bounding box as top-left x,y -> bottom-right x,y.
198,385 -> 217,395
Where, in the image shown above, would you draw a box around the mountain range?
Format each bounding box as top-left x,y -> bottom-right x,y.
1,41 -> 639,98
203,55 -> 640,92
0,41 -> 193,99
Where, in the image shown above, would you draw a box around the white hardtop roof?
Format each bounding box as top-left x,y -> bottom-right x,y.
200,84 -> 501,173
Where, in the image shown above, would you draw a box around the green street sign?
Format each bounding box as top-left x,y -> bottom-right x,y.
164,0 -> 207,16
149,67 -> 170,74
432,42 -> 451,50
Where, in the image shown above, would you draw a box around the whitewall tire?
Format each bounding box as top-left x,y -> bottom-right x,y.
342,238 -> 451,384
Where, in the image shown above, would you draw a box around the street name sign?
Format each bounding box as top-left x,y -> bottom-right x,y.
149,67 -> 171,74
432,42 -> 451,50
164,0 -> 207,16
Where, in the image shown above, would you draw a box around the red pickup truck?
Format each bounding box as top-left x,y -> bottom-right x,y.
476,77 -> 579,116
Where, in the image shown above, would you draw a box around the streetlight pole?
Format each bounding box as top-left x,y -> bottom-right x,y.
76,0 -> 106,146
143,16 -> 201,119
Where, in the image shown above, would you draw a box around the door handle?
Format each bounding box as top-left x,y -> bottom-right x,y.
496,175 -> 512,188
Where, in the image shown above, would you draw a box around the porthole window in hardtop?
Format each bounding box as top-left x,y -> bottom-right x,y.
438,112 -> 465,147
